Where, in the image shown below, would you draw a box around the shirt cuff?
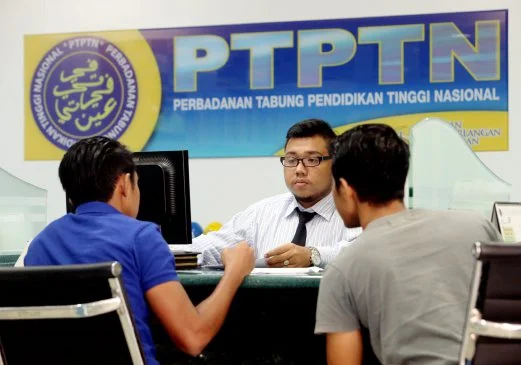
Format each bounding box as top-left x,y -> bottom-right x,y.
200,248 -> 222,265
314,246 -> 339,268
314,321 -> 361,334
142,271 -> 179,292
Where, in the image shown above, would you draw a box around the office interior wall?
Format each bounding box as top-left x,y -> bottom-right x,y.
0,0 -> 518,227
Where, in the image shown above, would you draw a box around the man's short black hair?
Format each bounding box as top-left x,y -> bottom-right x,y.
331,123 -> 410,204
284,118 -> 337,149
59,136 -> 136,209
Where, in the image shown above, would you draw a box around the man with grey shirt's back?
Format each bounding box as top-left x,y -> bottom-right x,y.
315,124 -> 501,365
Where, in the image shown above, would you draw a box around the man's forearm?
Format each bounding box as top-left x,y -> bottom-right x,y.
192,271 -> 245,346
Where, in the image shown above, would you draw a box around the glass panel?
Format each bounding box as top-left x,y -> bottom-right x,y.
408,117 -> 510,218
0,168 -> 47,254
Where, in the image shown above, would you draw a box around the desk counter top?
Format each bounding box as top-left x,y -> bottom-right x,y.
178,269 -> 322,288
0,254 -> 322,288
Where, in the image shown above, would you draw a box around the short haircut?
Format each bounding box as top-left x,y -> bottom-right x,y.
284,118 -> 337,149
59,136 -> 136,209
331,123 -> 410,204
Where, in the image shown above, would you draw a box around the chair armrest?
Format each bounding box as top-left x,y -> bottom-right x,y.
471,314 -> 521,340
0,297 -> 121,320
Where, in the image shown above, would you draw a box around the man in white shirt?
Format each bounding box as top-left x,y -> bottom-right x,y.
192,119 -> 362,268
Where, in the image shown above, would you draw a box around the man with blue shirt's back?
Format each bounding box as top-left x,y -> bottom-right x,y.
24,136 -> 255,365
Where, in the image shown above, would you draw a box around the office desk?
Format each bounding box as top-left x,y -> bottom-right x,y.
155,270 -> 325,365
178,268 -> 322,288
0,255 -> 326,365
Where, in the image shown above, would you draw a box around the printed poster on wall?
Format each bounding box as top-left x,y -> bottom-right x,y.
24,9 -> 508,159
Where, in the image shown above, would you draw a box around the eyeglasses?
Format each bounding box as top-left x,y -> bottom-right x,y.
280,156 -> 332,167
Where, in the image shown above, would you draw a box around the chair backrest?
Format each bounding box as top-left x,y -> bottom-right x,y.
459,242 -> 521,365
0,262 -> 146,365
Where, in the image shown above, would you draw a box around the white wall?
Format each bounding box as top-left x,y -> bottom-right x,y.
0,0 -> 519,227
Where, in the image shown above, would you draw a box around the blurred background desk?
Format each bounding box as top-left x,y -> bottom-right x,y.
155,269 -> 325,365
0,254 -> 18,267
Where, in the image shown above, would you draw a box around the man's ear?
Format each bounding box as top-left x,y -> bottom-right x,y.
339,178 -> 359,201
113,173 -> 128,198
337,178 -> 349,197
121,173 -> 133,197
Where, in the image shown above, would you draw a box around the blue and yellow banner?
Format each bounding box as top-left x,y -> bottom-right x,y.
25,10 -> 508,159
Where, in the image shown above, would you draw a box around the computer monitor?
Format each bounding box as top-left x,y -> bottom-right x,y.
132,150 -> 192,245
66,150 -> 192,245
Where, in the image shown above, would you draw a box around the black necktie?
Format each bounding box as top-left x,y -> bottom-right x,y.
291,209 -> 317,246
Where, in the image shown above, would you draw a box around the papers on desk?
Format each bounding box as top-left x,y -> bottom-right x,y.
202,264 -> 224,270
251,267 -> 323,275
168,244 -> 194,252
201,258 -> 269,270
198,266 -> 323,275
171,250 -> 200,269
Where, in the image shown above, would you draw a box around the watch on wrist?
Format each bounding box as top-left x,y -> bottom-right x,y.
309,246 -> 321,267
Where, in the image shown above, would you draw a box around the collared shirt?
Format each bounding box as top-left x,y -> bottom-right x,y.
192,192 -> 362,266
24,202 -> 178,365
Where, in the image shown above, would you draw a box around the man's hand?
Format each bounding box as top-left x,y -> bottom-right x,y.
221,241 -> 255,278
264,243 -> 311,268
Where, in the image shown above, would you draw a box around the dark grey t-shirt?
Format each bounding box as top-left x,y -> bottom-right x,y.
315,209 -> 502,365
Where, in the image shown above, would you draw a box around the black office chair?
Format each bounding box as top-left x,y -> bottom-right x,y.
0,262 -> 146,365
459,242 -> 521,365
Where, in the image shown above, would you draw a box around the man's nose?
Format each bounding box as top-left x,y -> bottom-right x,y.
295,161 -> 308,174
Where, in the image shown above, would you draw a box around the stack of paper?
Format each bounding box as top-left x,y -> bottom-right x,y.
172,250 -> 200,269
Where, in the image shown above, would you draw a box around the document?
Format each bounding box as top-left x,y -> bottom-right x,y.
251,267 -> 323,275
202,258 -> 270,270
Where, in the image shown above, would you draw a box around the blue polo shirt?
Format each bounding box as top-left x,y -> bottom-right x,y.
24,202 -> 179,365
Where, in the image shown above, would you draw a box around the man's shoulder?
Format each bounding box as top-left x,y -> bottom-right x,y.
333,234 -> 375,269
444,209 -> 487,222
324,241 -> 378,293
376,209 -> 491,232
85,214 -> 161,243
35,214 -> 73,236
37,213 -> 159,240
421,209 -> 491,229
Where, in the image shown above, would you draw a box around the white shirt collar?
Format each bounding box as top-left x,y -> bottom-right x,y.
283,191 -> 336,221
